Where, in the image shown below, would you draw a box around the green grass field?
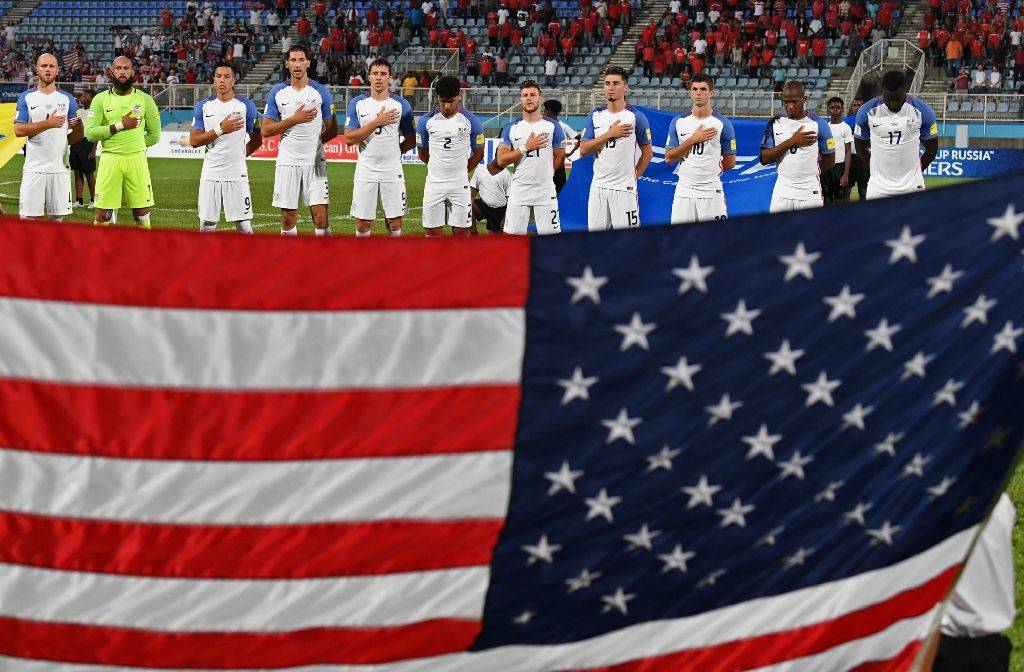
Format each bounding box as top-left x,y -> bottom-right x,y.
0,155 -> 1020,667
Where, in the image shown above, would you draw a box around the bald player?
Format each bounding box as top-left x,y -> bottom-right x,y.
14,53 -> 85,221
85,56 -> 161,228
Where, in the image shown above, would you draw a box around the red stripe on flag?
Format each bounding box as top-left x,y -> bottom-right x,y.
0,378 -> 520,459
575,565 -> 959,672
847,641 -> 923,672
0,511 -> 504,578
0,616 -> 480,667
0,220 -> 530,310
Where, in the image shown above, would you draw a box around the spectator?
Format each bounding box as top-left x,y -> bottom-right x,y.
973,64 -> 988,91
946,35 -> 963,77
544,55 -> 558,87
480,53 -> 493,84
495,52 -> 509,85
402,71 -> 418,97
989,65 -> 1002,90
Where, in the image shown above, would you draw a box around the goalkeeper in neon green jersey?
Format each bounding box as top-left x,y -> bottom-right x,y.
85,56 -> 160,228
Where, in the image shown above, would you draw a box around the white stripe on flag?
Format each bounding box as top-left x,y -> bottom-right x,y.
0,448 -> 513,523
0,527 -> 974,671
0,563 -> 489,630
0,297 -> 525,389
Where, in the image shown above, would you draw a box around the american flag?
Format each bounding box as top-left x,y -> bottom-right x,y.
0,175 -> 1021,671
61,50 -> 81,72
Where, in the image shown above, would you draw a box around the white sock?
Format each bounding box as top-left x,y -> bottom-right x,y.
355,229 -> 371,237
281,227 -> 298,236
235,220 -> 253,234
389,228 -> 402,237
314,226 -> 330,236
135,213 -> 151,229
200,221 -> 218,233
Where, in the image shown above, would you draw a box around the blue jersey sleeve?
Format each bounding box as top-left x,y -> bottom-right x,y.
14,91 -> 29,124
916,98 -> 938,140
760,117 -> 776,149
665,116 -> 682,149
313,81 -> 334,120
633,109 -> 652,146
244,97 -> 259,133
191,99 -> 205,131
816,116 -> 835,154
398,96 -> 414,134
416,111 -> 431,148
500,121 -> 513,147
718,115 -> 737,155
581,110 -> 596,140
64,91 -> 79,118
468,111 -> 484,150
264,84 -> 282,121
854,102 -> 871,140
346,94 -> 361,129
550,117 -> 565,149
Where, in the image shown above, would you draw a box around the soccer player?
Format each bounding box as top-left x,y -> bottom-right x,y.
14,53 -> 84,221
495,80 -> 565,235
664,73 -> 737,223
70,91 -> 97,210
344,57 -> 415,236
415,76 -> 484,237
853,70 -> 939,200
543,98 -> 580,194
190,62 -> 262,233
470,160 -> 513,234
85,56 -> 161,228
263,44 -> 336,236
579,66 -> 653,230
823,96 -> 853,204
759,80 -> 835,212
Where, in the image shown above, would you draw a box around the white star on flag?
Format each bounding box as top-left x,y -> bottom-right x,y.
782,547 -> 815,570
991,321 -> 1023,354
614,312 -> 656,351
623,524 -> 662,551
841,403 -> 874,431
601,588 -> 636,615
657,545 -> 696,573
522,535 -> 561,565
557,367 -> 598,405
697,569 -> 727,588
584,489 -> 622,523
802,370 -> 841,407
672,255 -> 715,294
933,378 -> 964,407
823,285 -> 865,322
716,497 -> 755,528
900,453 -> 931,479
681,474 -> 722,508
885,226 -> 926,264
901,351 -> 934,381
742,424 -> 782,461
566,568 -> 602,593
814,480 -> 845,503
843,502 -> 873,526
961,295 -> 997,328
864,318 -> 902,352
867,520 -> 900,546
566,265 -> 608,304
957,401 -> 984,429
764,339 -> 805,376
601,408 -> 643,444
986,203 -> 1024,241
705,393 -> 743,425
544,461 -> 584,495
756,526 -> 785,547
660,356 -> 702,392
721,299 -> 762,337
925,264 -> 964,299
778,242 -> 821,282
646,446 -> 682,472
777,450 -> 813,480
512,610 -> 535,624
873,432 -> 904,457
927,476 -> 958,499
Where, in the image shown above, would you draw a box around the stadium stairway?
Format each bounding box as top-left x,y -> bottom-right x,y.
4,0 -> 44,23
596,0 -> 673,84
240,1 -> 312,83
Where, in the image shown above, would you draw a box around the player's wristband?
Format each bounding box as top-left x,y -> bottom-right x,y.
114,121 -> 125,132
213,125 -> 225,137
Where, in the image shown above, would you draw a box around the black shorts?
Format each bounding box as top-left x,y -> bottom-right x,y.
553,166 -> 567,193
822,163 -> 848,201
69,142 -> 96,173
933,633 -> 1011,672
474,198 -> 506,232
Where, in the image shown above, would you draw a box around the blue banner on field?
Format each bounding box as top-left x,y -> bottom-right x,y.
559,108 -> 777,230
923,148 -> 1024,179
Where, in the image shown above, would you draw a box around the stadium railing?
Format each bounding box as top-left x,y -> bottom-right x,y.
392,47 -> 461,79
845,39 -> 927,101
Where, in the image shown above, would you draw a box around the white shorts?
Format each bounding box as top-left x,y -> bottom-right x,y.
865,182 -> 926,200
20,171 -> 73,218
198,180 -> 253,223
769,190 -> 823,213
422,183 -> 473,229
670,193 -> 728,224
504,195 -> 561,235
350,180 -> 407,220
272,164 -> 329,210
587,187 -> 640,231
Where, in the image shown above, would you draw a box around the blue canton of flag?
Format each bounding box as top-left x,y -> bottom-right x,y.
477,175 -> 1024,670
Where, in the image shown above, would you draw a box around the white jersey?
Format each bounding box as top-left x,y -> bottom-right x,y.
500,116 -> 565,204
828,120 -> 853,164
346,92 -> 414,183
469,165 -> 513,207
666,110 -> 737,195
15,88 -> 78,173
192,94 -> 259,182
416,107 -> 484,187
761,114 -> 835,198
855,95 -> 938,194
264,79 -> 334,167
581,104 -> 652,192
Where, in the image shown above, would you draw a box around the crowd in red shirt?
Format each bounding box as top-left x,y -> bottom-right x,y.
915,0 -> 1024,83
